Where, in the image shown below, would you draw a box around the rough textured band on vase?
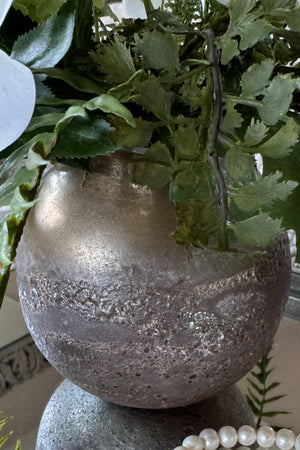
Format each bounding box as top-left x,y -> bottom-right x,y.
36,380 -> 255,450
16,154 -> 291,409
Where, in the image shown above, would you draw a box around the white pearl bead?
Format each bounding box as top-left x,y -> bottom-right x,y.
199,428 -> 220,450
219,426 -> 238,448
276,429 -> 295,450
257,426 -> 276,448
182,435 -> 205,449
295,434 -> 300,450
173,447 -> 186,450
238,425 -> 256,446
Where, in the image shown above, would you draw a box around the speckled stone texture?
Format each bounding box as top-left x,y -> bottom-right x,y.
16,154 -> 291,409
36,380 -> 255,450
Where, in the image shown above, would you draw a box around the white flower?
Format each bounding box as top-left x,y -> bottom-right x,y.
0,0 -> 36,151
123,0 -> 161,19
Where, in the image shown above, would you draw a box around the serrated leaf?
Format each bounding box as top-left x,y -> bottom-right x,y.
219,38 -> 240,65
133,75 -> 173,120
239,20 -> 272,51
134,30 -> 179,72
84,94 -> 136,127
258,118 -> 299,158
286,8 -> 300,31
34,67 -> 104,95
13,0 -> 66,22
263,143 -> 300,262
133,161 -> 173,190
11,6 -> 75,69
244,119 -> 268,147
52,116 -> 120,159
170,167 -> 213,202
259,75 -> 297,125
146,142 -> 173,165
173,125 -> 201,161
91,36 -> 136,85
232,171 -> 297,213
229,212 -> 284,247
226,148 -> 256,186
221,101 -> 243,134
228,0 -> 257,25
241,60 -> 274,98
109,116 -> 153,149
93,0 -> 105,8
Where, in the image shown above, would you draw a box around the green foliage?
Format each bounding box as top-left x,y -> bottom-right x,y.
164,0 -> 203,24
11,2 -> 76,68
13,0 -> 66,22
246,344 -> 289,428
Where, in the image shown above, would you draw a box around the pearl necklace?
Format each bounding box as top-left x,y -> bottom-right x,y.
173,425 -> 300,450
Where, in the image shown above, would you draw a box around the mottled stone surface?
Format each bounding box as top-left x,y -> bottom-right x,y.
36,380 -> 254,450
16,154 -> 291,408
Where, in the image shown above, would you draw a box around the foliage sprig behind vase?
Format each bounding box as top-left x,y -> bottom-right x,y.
0,0 -> 299,304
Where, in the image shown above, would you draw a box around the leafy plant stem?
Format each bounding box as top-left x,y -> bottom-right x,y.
142,0 -> 155,14
227,95 -> 262,109
205,29 -> 228,251
93,8 -> 100,42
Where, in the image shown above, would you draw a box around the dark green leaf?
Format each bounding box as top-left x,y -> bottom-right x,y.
247,389 -> 262,407
173,125 -> 201,161
11,5 -> 75,68
133,161 -> 173,190
247,378 -> 265,396
109,117 -> 153,149
245,394 -> 260,416
219,38 -> 239,65
133,75 -> 173,120
34,68 -> 104,95
146,142 -> 173,165
52,116 -> 120,159
264,394 -> 286,403
108,70 -> 147,102
265,381 -> 281,392
240,20 -> 272,51
262,411 -> 290,417
134,30 -> 179,72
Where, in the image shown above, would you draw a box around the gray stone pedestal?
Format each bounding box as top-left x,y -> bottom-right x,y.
36,380 -> 254,450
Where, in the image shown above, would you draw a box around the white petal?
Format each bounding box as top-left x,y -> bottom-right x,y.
0,0 -> 13,27
123,0 -> 161,19
0,50 -> 36,151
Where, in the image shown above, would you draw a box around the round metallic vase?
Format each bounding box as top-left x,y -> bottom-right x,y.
16,154 -> 291,409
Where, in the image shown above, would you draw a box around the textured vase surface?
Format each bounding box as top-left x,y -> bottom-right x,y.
16,154 -> 291,409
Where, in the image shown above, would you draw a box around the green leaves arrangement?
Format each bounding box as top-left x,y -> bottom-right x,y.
0,0 -> 299,304
246,344 -> 289,429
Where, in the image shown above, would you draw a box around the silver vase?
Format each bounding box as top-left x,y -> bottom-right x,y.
16,153 -> 291,409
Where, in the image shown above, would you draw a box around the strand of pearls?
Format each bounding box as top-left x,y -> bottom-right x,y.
173,426 -> 300,450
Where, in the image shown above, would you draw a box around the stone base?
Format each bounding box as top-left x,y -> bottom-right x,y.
36,380 -> 254,450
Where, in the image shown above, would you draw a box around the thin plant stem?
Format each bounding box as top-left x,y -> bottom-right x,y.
204,29 -> 228,251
